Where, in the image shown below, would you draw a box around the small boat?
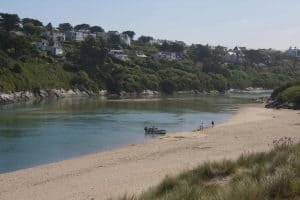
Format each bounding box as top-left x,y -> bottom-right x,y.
144,126 -> 166,134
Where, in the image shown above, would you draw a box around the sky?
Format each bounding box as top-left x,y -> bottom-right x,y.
0,0 -> 299,50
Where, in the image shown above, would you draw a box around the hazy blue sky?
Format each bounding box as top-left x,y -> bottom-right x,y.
1,0 -> 299,49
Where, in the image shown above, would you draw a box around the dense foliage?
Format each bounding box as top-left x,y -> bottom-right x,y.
271,78 -> 300,103
0,13 -> 299,95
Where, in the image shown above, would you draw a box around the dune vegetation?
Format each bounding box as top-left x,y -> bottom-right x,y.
118,138 -> 300,200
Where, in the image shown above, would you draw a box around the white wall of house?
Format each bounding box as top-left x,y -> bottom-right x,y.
285,47 -> 298,57
36,40 -> 49,51
152,52 -> 178,61
108,49 -> 129,61
36,39 -> 64,56
120,34 -> 131,46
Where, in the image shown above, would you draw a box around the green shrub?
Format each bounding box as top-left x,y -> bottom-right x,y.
278,86 -> 300,103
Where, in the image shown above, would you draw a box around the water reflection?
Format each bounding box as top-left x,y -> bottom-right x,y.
0,94 -> 267,173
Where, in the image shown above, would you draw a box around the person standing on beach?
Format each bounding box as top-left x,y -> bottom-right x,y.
211,121 -> 214,128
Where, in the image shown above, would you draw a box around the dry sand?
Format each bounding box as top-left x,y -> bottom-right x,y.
0,104 -> 299,200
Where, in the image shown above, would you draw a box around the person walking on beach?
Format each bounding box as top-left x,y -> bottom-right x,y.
211,121 -> 214,128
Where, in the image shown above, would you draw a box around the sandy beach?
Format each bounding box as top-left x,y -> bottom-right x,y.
0,104 -> 299,200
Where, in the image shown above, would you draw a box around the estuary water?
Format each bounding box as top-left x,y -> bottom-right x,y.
0,93 -> 269,173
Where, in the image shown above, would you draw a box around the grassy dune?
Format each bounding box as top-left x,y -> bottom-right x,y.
118,139 -> 300,200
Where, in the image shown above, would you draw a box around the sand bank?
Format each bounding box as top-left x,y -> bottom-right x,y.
0,104 -> 299,200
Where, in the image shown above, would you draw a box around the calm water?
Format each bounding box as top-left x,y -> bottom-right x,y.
0,93 -> 269,173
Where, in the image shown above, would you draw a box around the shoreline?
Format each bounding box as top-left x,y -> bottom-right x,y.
0,88 -> 271,106
1,104 -> 299,200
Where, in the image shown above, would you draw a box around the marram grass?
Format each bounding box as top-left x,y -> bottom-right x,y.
117,138 -> 300,200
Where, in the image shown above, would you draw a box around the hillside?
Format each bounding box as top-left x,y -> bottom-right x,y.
0,13 -> 299,97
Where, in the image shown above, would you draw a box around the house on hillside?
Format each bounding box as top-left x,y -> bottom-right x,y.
43,31 -> 66,42
108,49 -> 129,61
36,39 -> 49,51
224,51 -> 238,63
65,31 -> 84,41
46,42 -> 64,56
152,51 -> 179,61
127,50 -> 147,58
120,33 -> 131,46
224,46 -> 246,63
65,31 -> 96,41
106,31 -> 131,46
234,46 -> 247,52
11,31 -> 26,36
285,47 -> 298,57
36,40 -> 64,56
149,39 -> 163,45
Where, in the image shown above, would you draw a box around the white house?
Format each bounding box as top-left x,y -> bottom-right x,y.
46,45 -> 64,56
65,31 -> 96,41
36,39 -> 49,51
120,33 -> 131,46
65,31 -> 84,41
127,50 -> 147,58
224,51 -> 238,63
108,49 -> 129,62
285,47 -> 298,57
52,32 -> 65,42
149,39 -> 163,45
43,31 -> 66,42
36,40 -> 64,56
106,31 -> 131,46
152,52 -> 178,61
224,46 -> 246,63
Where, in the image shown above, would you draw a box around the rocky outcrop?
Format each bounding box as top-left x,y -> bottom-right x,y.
0,91 -> 34,105
141,90 -> 160,96
0,88 -> 101,105
265,100 -> 300,110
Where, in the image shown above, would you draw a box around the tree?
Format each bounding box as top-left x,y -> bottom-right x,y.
202,60 -> 225,74
74,23 -> 90,31
23,23 -> 43,35
58,23 -> 73,32
122,31 -> 135,40
90,25 -> 104,33
0,31 -> 38,58
45,23 -> 53,31
138,36 -> 153,43
0,13 -> 20,31
78,37 -> 106,67
22,18 -> 43,26
189,44 -> 212,62
160,41 -> 184,53
212,46 -> 227,60
108,34 -> 121,45
244,50 -> 267,65
159,80 -> 175,95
